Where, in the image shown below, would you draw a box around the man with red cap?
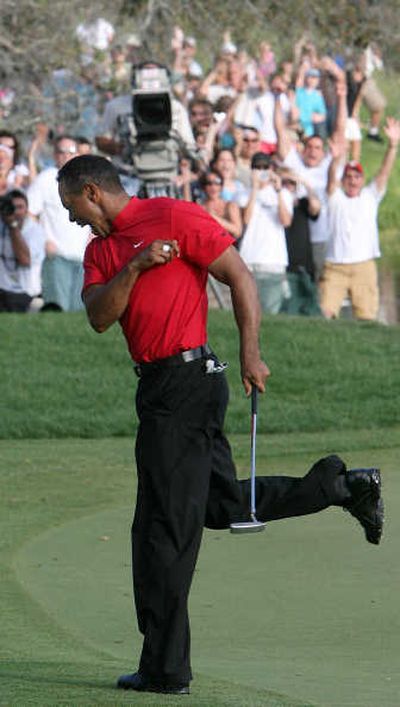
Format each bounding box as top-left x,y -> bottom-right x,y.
320,117 -> 400,320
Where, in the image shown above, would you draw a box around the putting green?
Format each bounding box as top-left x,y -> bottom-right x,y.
13,447 -> 400,707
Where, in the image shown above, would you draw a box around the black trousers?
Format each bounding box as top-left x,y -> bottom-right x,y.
132,358 -> 346,686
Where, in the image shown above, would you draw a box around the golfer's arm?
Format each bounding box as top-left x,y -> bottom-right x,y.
209,246 -> 265,391
83,261 -> 140,333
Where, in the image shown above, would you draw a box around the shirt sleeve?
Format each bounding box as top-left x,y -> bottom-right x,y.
82,239 -> 108,291
368,179 -> 386,203
22,220 -> 45,262
281,188 -> 294,216
172,201 -> 235,268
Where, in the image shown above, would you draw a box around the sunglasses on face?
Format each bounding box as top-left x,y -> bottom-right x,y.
243,137 -> 259,143
205,179 -> 222,186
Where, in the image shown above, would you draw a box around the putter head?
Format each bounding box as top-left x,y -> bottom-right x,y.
230,520 -> 266,534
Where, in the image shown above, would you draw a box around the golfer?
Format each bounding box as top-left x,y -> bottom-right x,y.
58,155 -> 383,696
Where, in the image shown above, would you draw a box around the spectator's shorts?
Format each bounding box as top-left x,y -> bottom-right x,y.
362,78 -> 386,113
345,117 -> 362,142
320,259 -> 379,320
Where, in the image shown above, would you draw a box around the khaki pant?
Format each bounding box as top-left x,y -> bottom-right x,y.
320,260 -> 379,320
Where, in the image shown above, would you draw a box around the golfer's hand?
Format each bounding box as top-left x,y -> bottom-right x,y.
241,355 -> 271,396
132,239 -> 180,271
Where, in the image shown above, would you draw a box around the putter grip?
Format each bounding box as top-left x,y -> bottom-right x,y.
251,385 -> 258,415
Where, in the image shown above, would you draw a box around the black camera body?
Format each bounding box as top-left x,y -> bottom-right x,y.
0,194 -> 16,218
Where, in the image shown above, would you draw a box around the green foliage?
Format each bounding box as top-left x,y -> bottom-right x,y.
121,0 -> 400,71
1,311 -> 399,439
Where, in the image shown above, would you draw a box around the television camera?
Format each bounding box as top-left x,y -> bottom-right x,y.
117,62 -> 196,198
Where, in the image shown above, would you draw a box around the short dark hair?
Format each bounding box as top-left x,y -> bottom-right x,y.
251,152 -> 272,169
304,134 -> 324,148
74,135 -> 92,146
188,98 -> 213,114
57,155 -> 124,195
8,189 -> 28,205
198,168 -> 224,188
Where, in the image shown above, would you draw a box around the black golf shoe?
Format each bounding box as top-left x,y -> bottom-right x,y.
117,671 -> 190,694
344,468 -> 384,545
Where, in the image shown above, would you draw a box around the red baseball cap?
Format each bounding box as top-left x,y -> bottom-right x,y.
343,161 -> 364,176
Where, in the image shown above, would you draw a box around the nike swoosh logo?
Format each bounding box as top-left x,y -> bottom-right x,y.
133,240 -> 144,249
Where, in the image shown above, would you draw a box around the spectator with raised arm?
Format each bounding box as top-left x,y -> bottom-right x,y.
320,118 -> 400,320
279,168 -> 322,315
235,126 -> 262,189
252,73 -> 298,155
295,67 -> 327,139
274,79 -> 347,282
239,152 -> 293,313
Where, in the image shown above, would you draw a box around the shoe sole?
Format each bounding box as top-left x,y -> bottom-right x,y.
117,681 -> 189,694
347,469 -> 383,545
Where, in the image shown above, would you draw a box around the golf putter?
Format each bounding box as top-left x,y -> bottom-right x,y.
230,385 -> 266,534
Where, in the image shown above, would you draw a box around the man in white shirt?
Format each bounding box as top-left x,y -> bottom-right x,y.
0,190 -> 45,311
274,81 -> 347,282
27,135 -> 90,311
320,117 -> 400,320
252,74 -> 294,155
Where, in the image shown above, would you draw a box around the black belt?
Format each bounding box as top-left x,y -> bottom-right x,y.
134,344 -> 212,377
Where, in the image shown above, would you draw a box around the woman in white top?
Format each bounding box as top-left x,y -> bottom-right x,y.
240,152 -> 294,313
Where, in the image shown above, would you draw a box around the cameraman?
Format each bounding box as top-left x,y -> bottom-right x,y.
95,62 -> 196,194
0,190 -> 45,312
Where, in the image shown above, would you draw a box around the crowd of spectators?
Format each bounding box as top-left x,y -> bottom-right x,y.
0,17 -> 397,321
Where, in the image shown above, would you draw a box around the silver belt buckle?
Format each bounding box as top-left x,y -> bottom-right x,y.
182,349 -> 197,363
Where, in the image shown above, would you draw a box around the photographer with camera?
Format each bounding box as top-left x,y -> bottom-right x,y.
239,152 -> 294,313
0,190 -> 45,312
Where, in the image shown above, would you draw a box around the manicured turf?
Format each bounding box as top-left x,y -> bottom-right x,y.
2,431 -> 400,706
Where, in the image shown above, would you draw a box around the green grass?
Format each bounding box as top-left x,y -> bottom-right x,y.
1,217 -> 399,704
359,72 -> 400,265
1,311 -> 399,439
1,433 -> 400,706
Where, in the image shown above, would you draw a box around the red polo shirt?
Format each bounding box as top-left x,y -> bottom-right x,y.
83,197 -> 235,362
